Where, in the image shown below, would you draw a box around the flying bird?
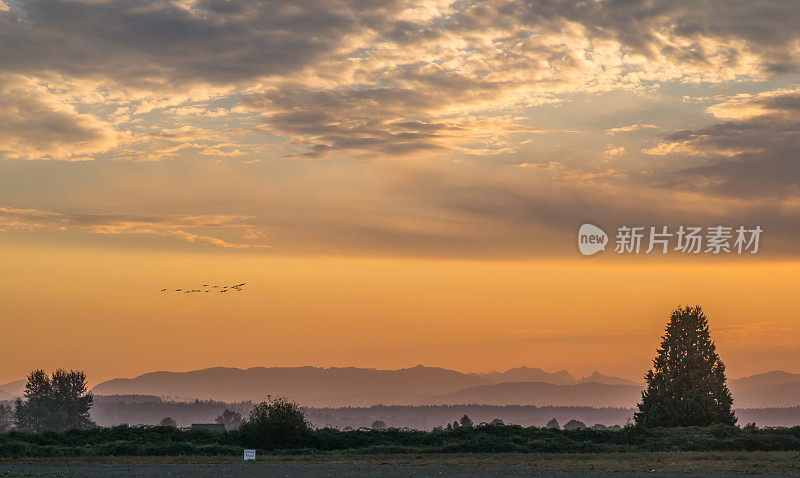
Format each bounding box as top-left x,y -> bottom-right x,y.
161,283 -> 247,294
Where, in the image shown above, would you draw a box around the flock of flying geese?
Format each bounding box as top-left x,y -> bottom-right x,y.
160,283 -> 246,294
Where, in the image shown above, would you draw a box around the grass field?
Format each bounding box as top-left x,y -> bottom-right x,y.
2,452 -> 800,477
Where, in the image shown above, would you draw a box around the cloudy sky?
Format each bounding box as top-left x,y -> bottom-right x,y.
1,0 -> 799,384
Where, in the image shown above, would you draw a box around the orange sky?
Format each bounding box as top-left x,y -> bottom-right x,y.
2,241 -> 798,385
1,1 -> 799,388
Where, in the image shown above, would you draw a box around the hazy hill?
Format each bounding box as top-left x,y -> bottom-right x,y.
0,389 -> 11,400
91,365 -> 490,406
90,395 -> 250,428
0,379 -> 25,398
85,397 -> 800,429
474,367 -> 577,385
730,371 -> 800,390
730,371 -> 800,408
579,372 -> 640,386
431,381 -> 643,408
18,366 -> 795,408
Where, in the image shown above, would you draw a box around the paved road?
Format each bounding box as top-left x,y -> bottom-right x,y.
0,463 -> 792,477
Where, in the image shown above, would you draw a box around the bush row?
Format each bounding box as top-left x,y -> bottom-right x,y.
3,423 -> 800,457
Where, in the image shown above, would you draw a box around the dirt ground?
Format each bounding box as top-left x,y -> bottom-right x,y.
1,452 -> 799,477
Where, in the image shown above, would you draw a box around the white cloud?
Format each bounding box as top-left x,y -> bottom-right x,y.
0,76 -> 121,160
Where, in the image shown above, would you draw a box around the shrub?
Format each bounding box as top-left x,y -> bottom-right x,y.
239,396 -> 311,449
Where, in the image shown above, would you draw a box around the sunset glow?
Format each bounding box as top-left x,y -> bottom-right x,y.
1,0 -> 799,390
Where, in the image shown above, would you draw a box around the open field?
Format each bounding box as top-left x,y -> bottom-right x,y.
1,452 -> 800,477
4,424 -> 800,475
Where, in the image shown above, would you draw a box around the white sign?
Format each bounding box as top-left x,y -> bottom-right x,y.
244,449 -> 256,461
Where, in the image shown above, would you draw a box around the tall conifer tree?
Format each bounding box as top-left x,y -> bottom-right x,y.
635,306 -> 736,427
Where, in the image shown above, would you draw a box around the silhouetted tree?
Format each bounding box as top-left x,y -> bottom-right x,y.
239,396 -> 311,449
215,409 -> 242,430
50,370 -> 94,430
159,416 -> 177,427
13,370 -> 50,432
452,420 -> 459,428
371,420 -> 386,430
489,418 -> 504,425
635,306 -> 736,427
459,414 -> 473,428
0,404 -> 13,431
14,369 -> 93,432
546,418 -> 560,429
563,419 -> 586,430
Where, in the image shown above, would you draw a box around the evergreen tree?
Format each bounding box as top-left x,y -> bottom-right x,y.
635,306 -> 736,427
459,414 -> 473,428
14,370 -> 53,432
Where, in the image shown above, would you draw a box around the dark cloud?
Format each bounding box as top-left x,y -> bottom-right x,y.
233,0 -> 800,157
243,85 -> 534,157
653,87 -> 800,197
0,0 -> 798,259
505,0 -> 800,74
3,0 -> 800,159
0,0 -> 380,88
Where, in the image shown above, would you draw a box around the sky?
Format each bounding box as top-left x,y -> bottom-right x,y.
1,0 -> 799,385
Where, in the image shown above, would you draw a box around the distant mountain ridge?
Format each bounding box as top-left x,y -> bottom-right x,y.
89,365 -> 644,407
579,372 -> 641,386
472,366 -> 577,385
7,366 -> 798,408
728,371 -> 800,408
471,367 -> 640,387
91,365 -> 491,406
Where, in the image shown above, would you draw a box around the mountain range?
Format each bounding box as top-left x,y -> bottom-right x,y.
470,367 -> 640,386
2,367 -> 798,408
